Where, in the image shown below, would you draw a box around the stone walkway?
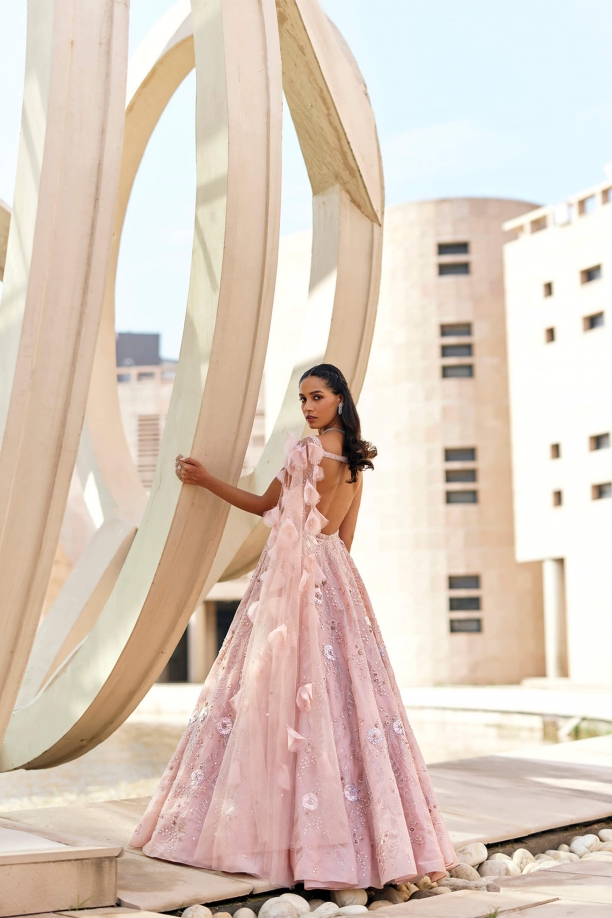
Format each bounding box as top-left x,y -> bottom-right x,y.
1,735 -> 612,914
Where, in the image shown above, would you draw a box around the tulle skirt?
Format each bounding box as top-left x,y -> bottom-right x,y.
130,532 -> 457,888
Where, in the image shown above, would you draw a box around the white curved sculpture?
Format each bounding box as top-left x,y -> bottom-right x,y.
0,0 -> 383,771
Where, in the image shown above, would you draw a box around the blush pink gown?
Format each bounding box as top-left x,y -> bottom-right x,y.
130,435 -> 457,889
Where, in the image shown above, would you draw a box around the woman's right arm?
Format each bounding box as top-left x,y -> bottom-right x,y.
177,455 -> 281,516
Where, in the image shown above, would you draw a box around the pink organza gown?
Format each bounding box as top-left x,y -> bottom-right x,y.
130,435 -> 457,889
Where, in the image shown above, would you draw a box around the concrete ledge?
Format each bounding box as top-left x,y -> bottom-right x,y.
0,854 -> 117,917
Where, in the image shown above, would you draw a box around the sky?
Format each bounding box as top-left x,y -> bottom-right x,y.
2,1 -> 612,358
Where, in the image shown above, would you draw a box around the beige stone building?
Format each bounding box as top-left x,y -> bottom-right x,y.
351,198 -> 545,687
504,178 -> 612,686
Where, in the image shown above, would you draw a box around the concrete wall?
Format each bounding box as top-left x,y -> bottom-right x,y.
504,181 -> 612,685
351,198 -> 545,687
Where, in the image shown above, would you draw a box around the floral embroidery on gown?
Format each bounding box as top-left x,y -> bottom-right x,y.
130,435 -> 457,889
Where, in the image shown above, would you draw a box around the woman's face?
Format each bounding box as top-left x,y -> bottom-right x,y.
299,376 -> 342,430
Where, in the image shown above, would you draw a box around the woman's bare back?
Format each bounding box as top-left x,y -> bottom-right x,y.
315,430 -> 361,539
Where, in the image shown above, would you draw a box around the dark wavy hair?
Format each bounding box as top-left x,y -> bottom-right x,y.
299,363 -> 377,483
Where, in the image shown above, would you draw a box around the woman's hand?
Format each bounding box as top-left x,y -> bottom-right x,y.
175,454 -> 208,487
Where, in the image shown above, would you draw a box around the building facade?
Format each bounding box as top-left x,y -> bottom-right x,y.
504,178 -> 612,685
351,198 -> 545,687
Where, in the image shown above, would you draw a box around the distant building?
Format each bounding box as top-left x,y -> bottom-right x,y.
504,176 -> 612,685
352,198 -> 545,687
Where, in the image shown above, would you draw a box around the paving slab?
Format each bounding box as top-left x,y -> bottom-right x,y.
0,825 -> 68,853
524,902 -> 612,917
371,890 -> 557,917
0,801 -> 256,910
116,851 -> 254,910
498,860 -> 612,905
57,909 -> 140,916
428,745 -> 612,847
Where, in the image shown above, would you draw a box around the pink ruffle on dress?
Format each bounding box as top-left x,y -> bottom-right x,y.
130,435 -> 457,889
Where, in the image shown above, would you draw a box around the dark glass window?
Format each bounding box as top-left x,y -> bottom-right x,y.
445,469 -> 477,483
442,364 -> 473,378
449,575 -> 481,590
445,447 -> 476,462
450,618 -> 482,633
553,490 -> 563,507
450,596 -> 481,611
591,433 -> 610,451
441,344 -> 473,358
446,490 -> 478,504
545,327 -> 555,343
439,262 -> 470,276
584,312 -> 604,330
581,265 -> 602,284
543,282 -> 553,297
551,443 -> 561,459
438,242 -> 469,256
593,483 -> 612,500
217,601 -> 240,651
441,323 -> 472,337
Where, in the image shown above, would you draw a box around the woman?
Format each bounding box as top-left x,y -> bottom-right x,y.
130,364 -> 457,889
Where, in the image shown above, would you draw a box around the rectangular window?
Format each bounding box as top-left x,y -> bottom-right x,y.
441,344 -> 473,358
581,265 -> 602,284
117,373 -> 131,383
545,327 -> 555,343
583,312 -> 605,331
449,575 -> 481,590
137,371 -> 155,381
593,482 -> 612,500
137,414 -> 161,489
440,322 -> 472,337
439,262 -> 470,276
438,242 -> 469,256
604,188 -> 612,204
449,596 -> 481,611
551,443 -> 561,459
578,195 -> 597,216
543,281 -> 553,297
531,216 -> 547,233
442,364 -> 473,378
450,618 -> 482,633
445,447 -> 476,462
446,490 -> 478,504
590,433 -> 611,451
445,469 -> 477,483
553,490 -> 563,507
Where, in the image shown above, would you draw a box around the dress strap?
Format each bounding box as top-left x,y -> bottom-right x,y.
322,450 -> 348,463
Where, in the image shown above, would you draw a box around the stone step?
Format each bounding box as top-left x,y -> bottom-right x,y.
0,826 -> 120,918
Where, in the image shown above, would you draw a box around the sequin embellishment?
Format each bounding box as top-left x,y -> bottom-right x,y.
344,783 -> 359,802
302,792 -> 318,812
367,727 -> 383,745
392,717 -> 405,735
323,644 -> 336,661
217,717 -> 233,735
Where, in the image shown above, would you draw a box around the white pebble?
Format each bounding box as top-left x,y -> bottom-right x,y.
182,908 -> 213,918
454,842 -> 488,867
488,853 -> 513,862
330,891 -> 368,909
479,860 -> 521,878
313,906 -> 340,918
450,863 -> 481,881
280,896 -> 310,917
512,848 -> 535,871
571,834 -> 601,853
309,903 -> 326,913
599,829 -> 612,843
535,853 -> 555,862
234,910 -> 257,918
558,844 -> 570,852
367,903 -> 391,912
260,900 -> 299,918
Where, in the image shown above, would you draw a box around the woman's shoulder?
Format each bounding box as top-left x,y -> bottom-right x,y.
317,429 -> 345,458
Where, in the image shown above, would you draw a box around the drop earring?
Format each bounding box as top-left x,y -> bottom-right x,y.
338,402 -> 343,415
